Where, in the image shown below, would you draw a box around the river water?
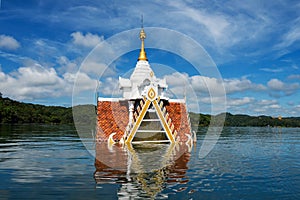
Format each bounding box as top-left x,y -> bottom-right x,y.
0,125 -> 299,199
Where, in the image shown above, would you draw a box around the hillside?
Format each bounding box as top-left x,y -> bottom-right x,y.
0,96 -> 73,124
216,112 -> 300,127
1,96 -> 300,127
189,112 -> 300,127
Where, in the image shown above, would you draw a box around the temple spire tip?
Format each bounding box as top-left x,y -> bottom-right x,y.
138,15 -> 148,61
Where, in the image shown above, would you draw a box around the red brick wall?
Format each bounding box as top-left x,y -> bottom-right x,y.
96,100 -> 129,141
165,102 -> 191,142
96,100 -> 191,142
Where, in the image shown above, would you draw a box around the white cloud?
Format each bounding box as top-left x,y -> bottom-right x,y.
0,65 -> 64,100
0,35 -> 20,50
254,99 -> 281,113
18,65 -> 62,87
229,98 -> 282,116
164,72 -> 189,87
0,64 -> 96,101
199,96 -> 254,112
66,71 -> 98,94
267,78 -> 299,97
162,72 -> 300,115
224,77 -> 266,94
164,72 -> 266,101
269,104 -> 281,109
276,19 -> 300,49
257,99 -> 277,106
3,0 -> 296,63
57,56 -> 79,74
171,1 -> 230,41
257,103 -> 281,113
260,67 -> 284,73
227,97 -> 254,106
288,105 -> 300,116
188,75 -> 265,95
163,0 -> 281,56
288,74 -> 300,80
80,60 -> 116,77
71,32 -> 104,48
292,64 -> 299,69
98,77 -> 121,97
267,79 -> 285,90
199,96 -> 226,104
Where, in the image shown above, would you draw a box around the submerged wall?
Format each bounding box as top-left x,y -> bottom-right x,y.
96,100 -> 129,141
166,102 -> 191,142
96,99 -> 192,142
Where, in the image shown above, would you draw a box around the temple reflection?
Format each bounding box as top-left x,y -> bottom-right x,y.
94,142 -> 192,198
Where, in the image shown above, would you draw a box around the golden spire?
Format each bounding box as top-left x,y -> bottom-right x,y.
138,16 -> 148,61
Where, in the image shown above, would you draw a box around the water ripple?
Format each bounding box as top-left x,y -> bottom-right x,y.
0,125 -> 299,199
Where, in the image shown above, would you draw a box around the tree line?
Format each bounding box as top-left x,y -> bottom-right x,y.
190,112 -> 300,127
1,96 -> 300,127
0,96 -> 73,124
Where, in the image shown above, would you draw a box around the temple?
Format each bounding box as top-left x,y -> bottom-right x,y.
96,26 -> 195,145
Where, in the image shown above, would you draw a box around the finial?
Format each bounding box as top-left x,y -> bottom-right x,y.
138,15 -> 148,61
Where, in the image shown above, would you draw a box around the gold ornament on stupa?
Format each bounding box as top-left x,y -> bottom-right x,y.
138,16 -> 148,61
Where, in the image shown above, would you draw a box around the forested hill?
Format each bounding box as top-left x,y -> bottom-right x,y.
1,96 -> 300,127
0,96 -> 74,124
223,113 -> 300,127
189,112 -> 300,127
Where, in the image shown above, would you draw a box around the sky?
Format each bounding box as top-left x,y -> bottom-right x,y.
0,0 -> 300,117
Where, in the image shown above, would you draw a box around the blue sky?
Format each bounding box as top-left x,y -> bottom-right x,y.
0,0 -> 300,116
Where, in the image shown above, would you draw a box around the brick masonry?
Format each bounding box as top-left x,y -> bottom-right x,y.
96,100 -> 129,141
165,102 -> 191,142
97,100 -> 191,142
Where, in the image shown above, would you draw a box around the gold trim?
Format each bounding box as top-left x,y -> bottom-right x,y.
126,100 -> 151,144
138,28 -> 148,61
150,71 -> 154,77
147,87 -> 156,101
153,100 -> 175,143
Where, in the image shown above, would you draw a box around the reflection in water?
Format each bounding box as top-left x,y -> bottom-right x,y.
1,125 -> 299,199
94,142 -> 192,199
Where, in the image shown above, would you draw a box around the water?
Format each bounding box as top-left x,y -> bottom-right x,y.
0,125 -> 299,199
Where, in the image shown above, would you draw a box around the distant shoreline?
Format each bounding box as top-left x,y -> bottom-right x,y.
1,96 -> 300,127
